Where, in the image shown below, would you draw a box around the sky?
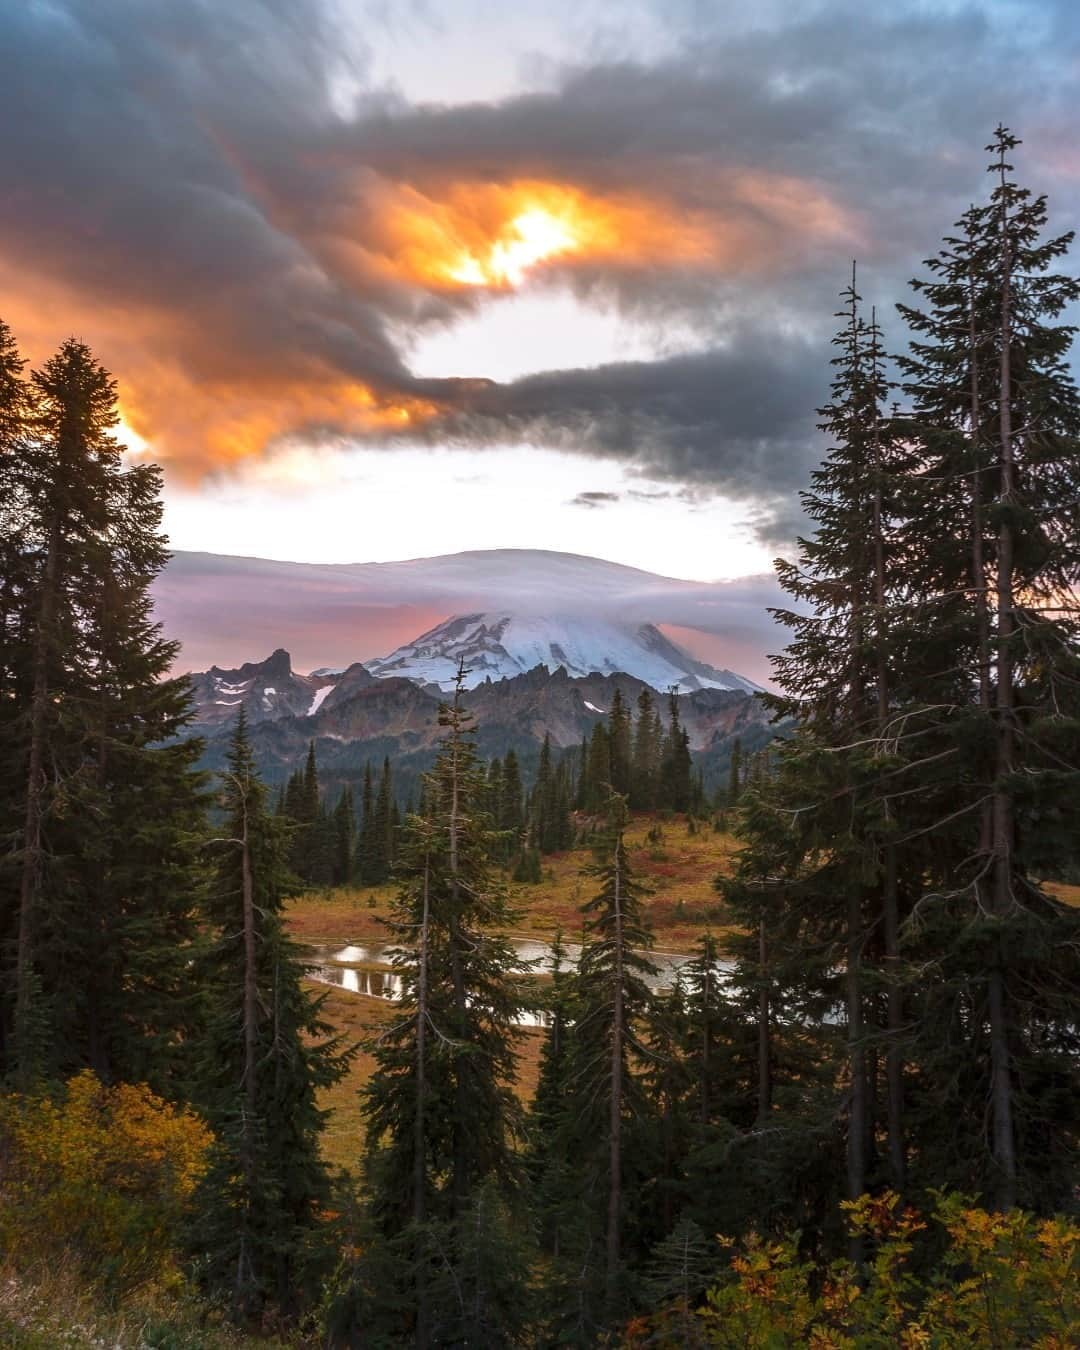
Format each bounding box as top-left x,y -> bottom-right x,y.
3,0 -> 1080,583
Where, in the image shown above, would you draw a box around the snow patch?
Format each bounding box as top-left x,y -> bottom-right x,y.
215,679 -> 251,695
215,699 -> 243,706
307,684 -> 335,716
584,700 -> 605,714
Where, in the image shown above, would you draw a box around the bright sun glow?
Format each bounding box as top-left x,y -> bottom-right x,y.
115,416 -> 150,457
448,207 -> 578,287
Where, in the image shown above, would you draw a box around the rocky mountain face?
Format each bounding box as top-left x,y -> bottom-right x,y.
187,648 -> 777,804
187,649 -> 383,728
188,649 -> 332,727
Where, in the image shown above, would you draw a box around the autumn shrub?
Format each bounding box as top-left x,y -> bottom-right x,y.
630,1192 -> 1079,1348
0,1070 -> 212,1295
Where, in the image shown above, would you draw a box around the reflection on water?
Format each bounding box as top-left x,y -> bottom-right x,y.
306,963 -> 404,1000
305,938 -> 722,1027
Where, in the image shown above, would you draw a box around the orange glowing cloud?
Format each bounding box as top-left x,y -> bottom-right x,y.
371,180 -> 715,290
0,160 -> 859,481
116,372 -> 440,480
357,172 -> 861,294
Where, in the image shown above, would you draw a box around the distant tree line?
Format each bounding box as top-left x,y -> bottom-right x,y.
278,687 -> 720,892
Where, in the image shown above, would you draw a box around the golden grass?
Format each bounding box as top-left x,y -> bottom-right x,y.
510,812 -> 740,947
287,884 -> 395,945
1044,880 -> 1080,908
286,812 -> 740,952
308,982 -> 546,1172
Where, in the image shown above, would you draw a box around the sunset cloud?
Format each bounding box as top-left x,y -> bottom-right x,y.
1,0 -> 1077,539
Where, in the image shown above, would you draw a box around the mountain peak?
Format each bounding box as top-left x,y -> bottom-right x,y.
262,647 -> 293,679
365,612 -> 760,694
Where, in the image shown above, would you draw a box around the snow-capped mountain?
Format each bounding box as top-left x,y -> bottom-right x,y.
155,548 -> 783,688
365,613 -> 761,694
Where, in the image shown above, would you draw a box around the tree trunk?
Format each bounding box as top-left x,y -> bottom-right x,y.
757,914 -> 771,1126
700,962 -> 711,1126
990,148 -> 1017,1209
846,887 -> 866,1265
870,355 -> 905,1191
235,785 -> 258,1315
241,792 -> 258,1151
969,263 -> 993,715
447,684 -> 470,1220
15,513 -> 61,1078
606,838 -> 625,1312
414,856 -> 430,1349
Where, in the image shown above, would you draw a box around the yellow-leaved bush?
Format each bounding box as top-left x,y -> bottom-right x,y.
627,1191 -> 1078,1348
0,1070 -> 212,1294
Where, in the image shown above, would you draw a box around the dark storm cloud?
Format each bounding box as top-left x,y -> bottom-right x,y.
570,492 -> 621,508
0,0 -> 1076,526
0,0 -> 411,392
414,327 -> 825,503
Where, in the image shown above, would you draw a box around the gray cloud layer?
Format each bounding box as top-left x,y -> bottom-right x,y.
2,0 -> 1078,542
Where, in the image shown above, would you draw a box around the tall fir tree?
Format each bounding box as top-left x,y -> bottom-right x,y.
357,665 -> 531,1345
550,798 -> 658,1332
357,761 -> 376,884
192,710 -> 348,1321
608,687 -> 633,798
0,333 -> 207,1087
631,688 -> 660,810
895,128 -> 1080,1211
500,746 -> 525,847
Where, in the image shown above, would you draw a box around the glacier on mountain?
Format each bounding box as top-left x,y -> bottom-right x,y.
365,613 -> 760,694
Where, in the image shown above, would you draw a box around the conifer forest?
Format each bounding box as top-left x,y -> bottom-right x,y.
0,128 -> 1078,1347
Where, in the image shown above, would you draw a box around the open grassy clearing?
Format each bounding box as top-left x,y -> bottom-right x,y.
287,811 -> 741,951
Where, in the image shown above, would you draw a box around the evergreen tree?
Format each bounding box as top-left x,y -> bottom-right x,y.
288,741 -> 334,887
659,692 -> 693,813
372,756 -> 395,883
527,930 -> 577,1257
532,732 -> 556,852
575,734 -> 590,811
555,798 -> 657,1327
512,845 -> 542,884
643,1217 -> 715,1347
332,785 -> 356,886
0,334 -> 207,1087
500,747 -> 525,850
191,710 -> 348,1321
282,767 -> 304,822
585,721 -> 611,813
895,127 -> 1080,1211
357,761 -> 376,884
720,268 -> 915,1261
639,977 -> 693,1243
485,756 -> 505,860
608,687 -> 632,797
726,738 -> 743,810
531,732 -> 572,854
631,688 -> 660,810
357,665 -> 531,1344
